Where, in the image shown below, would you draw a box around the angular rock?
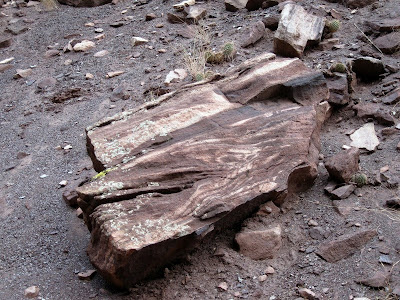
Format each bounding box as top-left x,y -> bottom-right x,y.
13,69 -> 32,79
44,49 -> 60,58
167,12 -> 186,24
130,37 -> 148,46
324,147 -> 360,183
94,50 -> 109,57
382,88 -> 400,105
366,18 -> 400,32
352,57 -> 385,82
317,230 -> 376,262
274,4 -> 325,58
298,288 -> 318,300
145,13 -> 157,21
326,74 -> 349,105
0,38 -> 12,49
262,15 -> 279,31
184,6 -> 206,23
165,69 -> 187,85
58,0 -> 111,7
76,54 -> 329,288
330,184 -> 355,199
353,103 -> 395,126
350,123 -> 380,151
318,38 -> 340,51
241,21 -> 266,48
0,64 -> 12,73
24,286 -> 39,298
357,270 -> 391,288
373,32 -> 400,54
6,23 -> 28,35
225,0 -> 247,11
235,225 -> 282,260
78,269 -> 97,280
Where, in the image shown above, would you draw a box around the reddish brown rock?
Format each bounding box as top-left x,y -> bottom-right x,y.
357,270 -> 391,288
352,57 -> 385,82
316,230 -> 377,262
373,32 -> 400,54
353,103 -> 395,126
235,225 -> 282,259
326,74 -> 349,105
241,21 -> 266,48
366,18 -> 400,32
58,0 -> 111,6
324,148 -> 360,183
274,4 -> 325,58
330,184 -> 355,199
77,54 -> 330,288
0,38 -> 12,49
382,88 -> 400,105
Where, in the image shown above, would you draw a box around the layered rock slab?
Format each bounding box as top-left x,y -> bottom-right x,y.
77,54 -> 330,288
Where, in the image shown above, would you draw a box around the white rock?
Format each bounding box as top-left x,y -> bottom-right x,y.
106,70 -> 125,78
73,40 -> 96,52
350,123 -> 379,151
59,180 -> 68,186
131,37 -> 149,46
165,68 -> 188,85
85,73 -> 94,79
173,0 -> 195,10
0,57 -> 14,64
24,286 -> 39,298
40,174 -> 48,179
217,281 -> 228,291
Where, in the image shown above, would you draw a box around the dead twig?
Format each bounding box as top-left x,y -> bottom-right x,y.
354,23 -> 383,55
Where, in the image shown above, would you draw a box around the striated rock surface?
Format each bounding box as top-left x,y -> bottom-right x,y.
58,0 -> 111,7
274,4 -> 325,58
76,53 -> 330,288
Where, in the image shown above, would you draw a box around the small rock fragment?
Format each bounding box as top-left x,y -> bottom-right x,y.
59,180 -> 68,186
185,6 -> 207,23
298,288 -> 317,300
373,32 -> 400,54
165,69 -> 187,85
86,73 -> 94,79
241,21 -> 265,48
44,49 -> 60,57
218,281 -> 228,291
265,266 -> 275,274
131,37 -> 148,46
225,0 -> 247,11
24,286 -> 39,298
0,38 -> 12,49
145,13 -> 157,21
106,71 -> 124,78
258,274 -> 267,282
93,50 -> 109,57
357,270 -> 391,288
330,184 -> 355,199
78,269 -> 97,281
73,40 -> 95,52
14,69 -> 32,79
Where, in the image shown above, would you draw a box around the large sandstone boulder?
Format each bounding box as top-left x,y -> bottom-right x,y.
76,53 -> 330,288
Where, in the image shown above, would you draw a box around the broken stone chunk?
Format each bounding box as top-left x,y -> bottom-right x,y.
356,270 -> 391,288
352,57 -> 385,82
324,148 -> 359,183
78,269 -> 97,280
350,123 -> 380,151
316,230 -> 377,262
330,184 -> 355,199
373,32 -> 400,54
274,4 -> 325,58
24,286 -> 40,298
241,21 -> 266,48
235,225 -> 282,260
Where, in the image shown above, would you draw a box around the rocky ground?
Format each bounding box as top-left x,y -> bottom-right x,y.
0,0 -> 400,299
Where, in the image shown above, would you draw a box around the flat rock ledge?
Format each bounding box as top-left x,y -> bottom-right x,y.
76,53 -> 331,288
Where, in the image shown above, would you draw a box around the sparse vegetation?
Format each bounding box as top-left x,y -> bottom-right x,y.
40,0 -> 59,10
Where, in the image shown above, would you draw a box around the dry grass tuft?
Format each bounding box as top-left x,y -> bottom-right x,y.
40,0 -> 59,11
179,22 -> 211,81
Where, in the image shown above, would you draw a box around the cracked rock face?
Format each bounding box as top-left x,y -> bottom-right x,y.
76,53 -> 330,288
